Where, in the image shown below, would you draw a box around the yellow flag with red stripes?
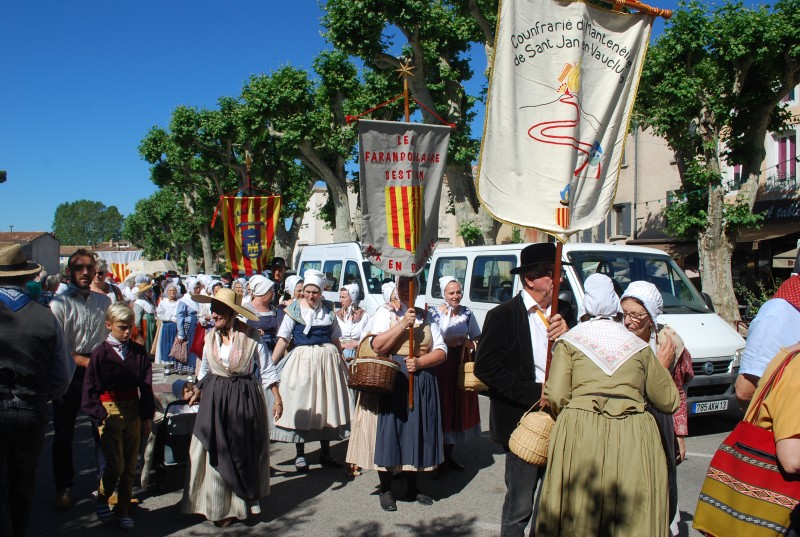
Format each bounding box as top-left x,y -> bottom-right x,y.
385,185 -> 423,253
220,196 -> 281,276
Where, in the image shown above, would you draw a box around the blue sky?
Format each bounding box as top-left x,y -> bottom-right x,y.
1,0 -> 684,233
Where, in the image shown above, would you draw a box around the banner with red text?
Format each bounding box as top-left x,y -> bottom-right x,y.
359,120 -> 450,276
220,196 -> 281,277
477,0 -> 652,240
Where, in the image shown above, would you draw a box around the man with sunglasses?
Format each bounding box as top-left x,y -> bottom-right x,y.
49,249 -> 111,510
475,242 -> 576,537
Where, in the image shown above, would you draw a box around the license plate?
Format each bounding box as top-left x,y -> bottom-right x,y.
693,400 -> 728,414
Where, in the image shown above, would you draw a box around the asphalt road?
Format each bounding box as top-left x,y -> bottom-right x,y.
27,393 -> 737,536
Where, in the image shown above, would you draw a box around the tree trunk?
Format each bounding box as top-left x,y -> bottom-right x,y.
198,226 -> 215,274
182,241 -> 199,274
446,162 -> 500,245
697,185 -> 741,323
274,217 -> 301,268
298,141 -> 356,242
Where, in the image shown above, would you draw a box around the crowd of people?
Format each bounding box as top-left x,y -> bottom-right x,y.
2,240 -> 800,536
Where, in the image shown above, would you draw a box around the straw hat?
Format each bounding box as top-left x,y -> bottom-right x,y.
136,282 -> 153,293
0,242 -> 42,277
192,287 -> 257,321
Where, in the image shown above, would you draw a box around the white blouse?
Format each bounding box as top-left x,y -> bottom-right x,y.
156,299 -> 179,322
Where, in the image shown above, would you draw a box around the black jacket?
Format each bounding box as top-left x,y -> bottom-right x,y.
474,293 -> 575,446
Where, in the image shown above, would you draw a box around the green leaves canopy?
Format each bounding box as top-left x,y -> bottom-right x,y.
52,200 -> 124,246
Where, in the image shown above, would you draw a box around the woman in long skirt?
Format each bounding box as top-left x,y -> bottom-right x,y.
182,288 -> 282,528
175,278 -> 204,374
270,269 -> 351,472
536,274 -> 679,536
336,283 -> 370,477
345,282 -> 395,478
134,283 -> 157,356
371,276 -> 447,511
429,276 -> 481,479
155,283 -> 180,364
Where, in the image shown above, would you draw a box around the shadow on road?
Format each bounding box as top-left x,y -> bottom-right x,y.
336,513 -> 479,536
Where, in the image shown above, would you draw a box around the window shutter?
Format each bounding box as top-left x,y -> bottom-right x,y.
621,203 -> 632,237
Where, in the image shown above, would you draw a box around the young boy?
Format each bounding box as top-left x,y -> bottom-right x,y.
83,303 -> 155,530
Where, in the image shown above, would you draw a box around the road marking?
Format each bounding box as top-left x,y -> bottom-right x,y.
687,452 -> 713,458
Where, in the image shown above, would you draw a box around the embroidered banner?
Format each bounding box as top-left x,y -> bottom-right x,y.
478,0 -> 653,239
359,120 -> 450,276
95,250 -> 143,282
220,196 -> 281,277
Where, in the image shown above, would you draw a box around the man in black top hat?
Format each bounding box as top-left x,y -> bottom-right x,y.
269,257 -> 287,307
475,242 -> 575,537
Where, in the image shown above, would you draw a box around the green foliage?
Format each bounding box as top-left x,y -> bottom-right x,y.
123,186 -> 197,262
510,226 -> 524,244
735,279 -> 783,316
458,220 -> 482,246
52,200 -> 123,246
0,170 -> 6,183
636,0 -> 800,241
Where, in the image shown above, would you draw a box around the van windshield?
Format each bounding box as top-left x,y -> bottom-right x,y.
362,263 -> 395,295
567,251 -> 708,314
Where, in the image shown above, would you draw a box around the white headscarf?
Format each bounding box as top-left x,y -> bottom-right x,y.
134,274 -> 150,285
180,277 -> 199,311
439,275 -> 459,297
303,269 -> 326,291
200,275 -> 215,295
621,281 -> 663,325
249,275 -> 275,297
164,282 -> 180,300
382,282 -> 396,305
583,274 -> 620,318
284,275 -> 302,297
343,283 -> 360,306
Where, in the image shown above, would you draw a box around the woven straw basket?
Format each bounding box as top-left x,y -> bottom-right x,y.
508,408 -> 555,466
348,336 -> 401,394
458,346 -> 488,391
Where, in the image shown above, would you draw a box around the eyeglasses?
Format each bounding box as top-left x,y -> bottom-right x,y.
622,311 -> 650,322
96,271 -> 106,277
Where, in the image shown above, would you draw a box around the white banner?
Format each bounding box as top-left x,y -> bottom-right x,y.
359,120 -> 451,276
478,0 -> 652,240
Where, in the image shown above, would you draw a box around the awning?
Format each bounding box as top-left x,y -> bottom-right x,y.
774,247 -> 799,269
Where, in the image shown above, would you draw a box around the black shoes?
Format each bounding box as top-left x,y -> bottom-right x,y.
320,454 -> 343,468
448,457 -> 465,471
379,492 -> 397,511
412,493 -> 434,506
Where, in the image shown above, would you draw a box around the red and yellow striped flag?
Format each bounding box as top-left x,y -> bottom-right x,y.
221,196 -> 281,276
385,185 -> 423,253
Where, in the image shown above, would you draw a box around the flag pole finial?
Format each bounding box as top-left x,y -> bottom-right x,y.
396,60 -> 415,122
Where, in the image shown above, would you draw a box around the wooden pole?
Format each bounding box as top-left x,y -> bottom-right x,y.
407,278 -> 415,411
545,240 -> 564,380
397,59 -> 416,411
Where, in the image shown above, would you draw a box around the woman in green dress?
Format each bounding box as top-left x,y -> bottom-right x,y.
536,274 -> 679,537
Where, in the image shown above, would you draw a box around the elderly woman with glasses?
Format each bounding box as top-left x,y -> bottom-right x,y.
536,274 -> 679,537
621,281 -> 694,536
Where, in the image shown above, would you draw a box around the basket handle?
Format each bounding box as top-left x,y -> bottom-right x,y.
353,357 -> 401,372
459,341 -> 477,365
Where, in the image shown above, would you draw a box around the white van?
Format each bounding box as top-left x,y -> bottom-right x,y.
422,242 -> 745,418
296,242 -> 429,315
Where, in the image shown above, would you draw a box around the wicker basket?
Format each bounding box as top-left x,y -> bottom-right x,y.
508,408 -> 555,466
348,337 -> 401,394
458,346 -> 488,392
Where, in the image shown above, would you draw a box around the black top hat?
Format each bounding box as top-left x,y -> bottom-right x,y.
270,257 -> 287,268
510,243 -> 564,275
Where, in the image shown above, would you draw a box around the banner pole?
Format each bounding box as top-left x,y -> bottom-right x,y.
397,59 -> 416,411
408,278 -> 416,411
545,240 -> 564,381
